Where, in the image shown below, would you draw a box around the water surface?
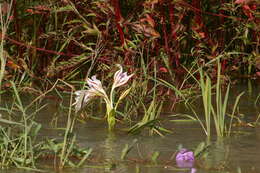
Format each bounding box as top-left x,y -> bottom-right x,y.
2,81 -> 260,173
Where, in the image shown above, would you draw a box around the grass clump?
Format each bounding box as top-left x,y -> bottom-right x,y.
0,81 -> 92,170
197,58 -> 244,137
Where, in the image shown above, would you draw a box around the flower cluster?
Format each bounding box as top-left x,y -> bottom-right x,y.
73,64 -> 133,130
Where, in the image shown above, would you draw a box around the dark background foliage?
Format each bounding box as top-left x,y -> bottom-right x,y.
2,0 -> 260,89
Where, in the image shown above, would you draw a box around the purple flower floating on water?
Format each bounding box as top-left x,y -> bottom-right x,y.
176,148 -> 195,162
176,148 -> 195,168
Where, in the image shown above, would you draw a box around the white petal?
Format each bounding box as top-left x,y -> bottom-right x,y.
74,90 -> 88,112
114,64 -> 123,81
112,65 -> 133,89
74,89 -> 98,112
87,75 -> 102,89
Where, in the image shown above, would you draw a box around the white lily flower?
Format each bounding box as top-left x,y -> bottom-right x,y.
74,87 -> 111,113
74,90 -> 93,113
112,64 -> 133,90
87,75 -> 107,97
74,65 -> 133,130
74,76 -> 111,112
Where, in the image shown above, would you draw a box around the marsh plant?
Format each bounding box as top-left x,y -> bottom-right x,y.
198,59 -> 244,137
74,64 -> 133,130
127,98 -> 167,136
0,82 -> 43,169
0,81 -> 93,169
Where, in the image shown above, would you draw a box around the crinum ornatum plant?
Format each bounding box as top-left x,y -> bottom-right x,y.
74,64 -> 133,131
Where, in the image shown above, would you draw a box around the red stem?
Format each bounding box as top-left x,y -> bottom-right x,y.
169,3 -> 177,40
2,33 -> 77,57
111,0 -> 125,46
169,2 -> 180,68
162,16 -> 169,55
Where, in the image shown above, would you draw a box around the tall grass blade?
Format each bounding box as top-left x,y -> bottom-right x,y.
227,92 -> 244,136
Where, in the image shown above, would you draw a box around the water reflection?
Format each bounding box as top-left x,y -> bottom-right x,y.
103,132 -> 129,173
197,139 -> 230,171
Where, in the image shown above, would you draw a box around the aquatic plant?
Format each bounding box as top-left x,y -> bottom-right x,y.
128,65 -> 171,136
74,64 -> 133,130
198,68 -> 213,137
0,81 -> 43,169
127,98 -> 169,136
198,58 -> 244,137
0,80 -> 92,169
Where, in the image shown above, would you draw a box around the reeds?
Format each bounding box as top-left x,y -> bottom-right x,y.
0,1 -> 13,89
165,57 -> 244,138
0,80 -> 92,169
198,59 -> 244,137
127,98 -> 165,136
128,65 -> 171,136
199,69 -> 212,137
0,81 -> 43,169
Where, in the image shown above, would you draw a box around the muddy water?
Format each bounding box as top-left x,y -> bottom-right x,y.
3,80 -> 260,173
